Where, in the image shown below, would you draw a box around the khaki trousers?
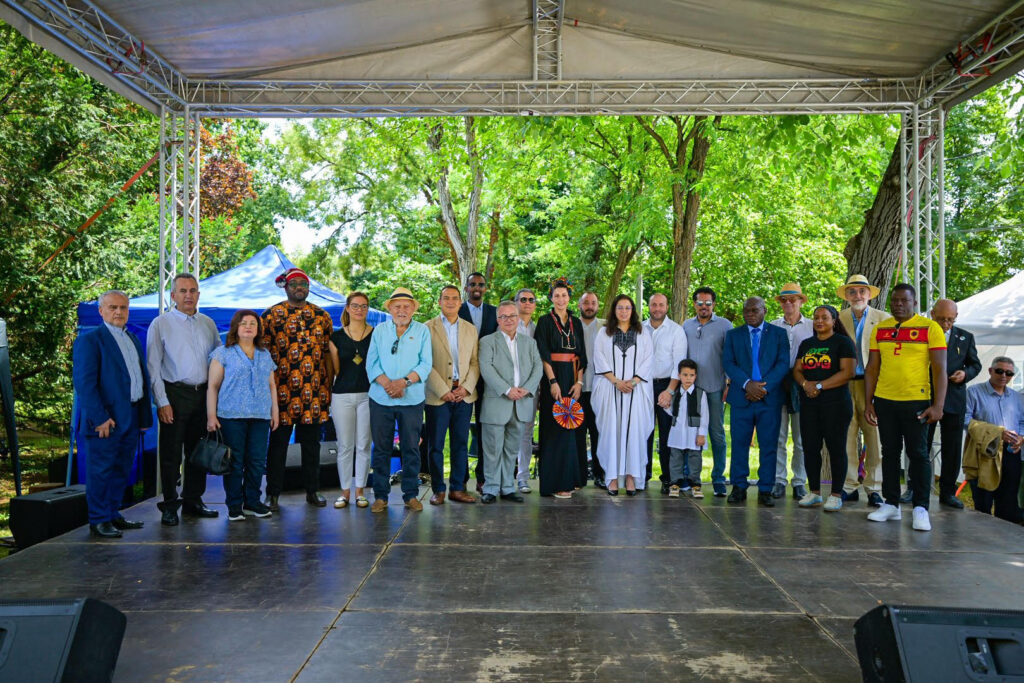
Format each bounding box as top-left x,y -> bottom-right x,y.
844,379 -> 882,494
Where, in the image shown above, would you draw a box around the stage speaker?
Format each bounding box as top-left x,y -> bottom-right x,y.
8,484 -> 88,549
0,598 -> 126,682
855,604 -> 1024,682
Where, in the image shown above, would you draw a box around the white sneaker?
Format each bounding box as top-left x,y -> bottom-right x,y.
823,496 -> 843,512
867,503 -> 901,522
518,483 -> 531,494
912,506 -> 931,531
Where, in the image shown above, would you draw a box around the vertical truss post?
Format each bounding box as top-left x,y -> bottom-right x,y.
900,103 -> 946,312
532,0 -> 565,80
157,106 -> 201,311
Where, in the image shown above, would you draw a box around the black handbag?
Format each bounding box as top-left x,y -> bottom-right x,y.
190,429 -> 232,475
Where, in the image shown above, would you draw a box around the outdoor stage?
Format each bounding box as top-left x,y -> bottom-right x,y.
1,481 -> 1023,681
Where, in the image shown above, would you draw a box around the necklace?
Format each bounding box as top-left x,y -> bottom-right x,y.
551,311 -> 575,350
346,324 -> 369,364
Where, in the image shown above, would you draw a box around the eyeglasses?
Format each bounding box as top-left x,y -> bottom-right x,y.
286,281 -> 309,289
694,301 -> 714,307
467,282 -> 486,288
779,297 -> 799,304
497,314 -> 517,321
347,303 -> 368,311
518,296 -> 535,303
993,368 -> 1016,377
391,339 -> 400,355
615,306 -> 633,312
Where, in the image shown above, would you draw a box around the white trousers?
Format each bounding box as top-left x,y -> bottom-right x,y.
331,392 -> 372,492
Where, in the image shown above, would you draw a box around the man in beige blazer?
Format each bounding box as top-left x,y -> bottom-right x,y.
425,285 -> 480,505
837,274 -> 889,507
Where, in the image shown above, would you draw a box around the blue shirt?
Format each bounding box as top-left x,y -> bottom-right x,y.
104,322 -> 143,402
367,320 -> 433,406
466,302 -> 483,332
210,345 -> 276,419
851,309 -> 868,375
966,382 -> 1024,444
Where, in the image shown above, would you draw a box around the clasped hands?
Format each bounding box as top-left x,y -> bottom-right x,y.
744,381 -> 767,402
801,380 -> 820,399
506,386 -> 529,401
381,377 -> 407,399
440,386 -> 469,402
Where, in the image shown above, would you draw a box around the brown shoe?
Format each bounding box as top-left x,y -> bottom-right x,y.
449,490 -> 477,504
429,492 -> 446,506
405,498 -> 424,512
370,499 -> 388,513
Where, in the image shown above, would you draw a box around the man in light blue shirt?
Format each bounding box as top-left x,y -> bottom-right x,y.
367,287 -> 433,512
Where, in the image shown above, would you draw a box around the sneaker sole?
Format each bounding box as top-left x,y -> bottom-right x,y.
228,514 -> 245,522
242,509 -> 272,518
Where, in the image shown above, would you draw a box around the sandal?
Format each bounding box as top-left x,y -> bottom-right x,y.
355,496 -> 369,508
334,496 -> 348,509
553,491 -> 572,499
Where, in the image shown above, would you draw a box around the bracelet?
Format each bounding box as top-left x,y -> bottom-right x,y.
548,377 -> 558,386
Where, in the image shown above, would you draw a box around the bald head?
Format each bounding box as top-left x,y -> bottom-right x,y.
742,296 -> 767,328
931,299 -> 958,333
648,293 -> 669,324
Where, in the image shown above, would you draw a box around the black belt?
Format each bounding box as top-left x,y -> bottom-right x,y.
852,375 -> 865,381
168,381 -> 208,391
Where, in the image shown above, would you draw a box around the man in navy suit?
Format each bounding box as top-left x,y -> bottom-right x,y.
722,296 -> 791,506
73,290 -> 153,538
459,271 -> 498,489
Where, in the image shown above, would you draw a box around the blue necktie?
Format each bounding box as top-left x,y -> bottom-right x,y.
750,327 -> 762,382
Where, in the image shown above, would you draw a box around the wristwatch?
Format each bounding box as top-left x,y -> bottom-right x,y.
549,377 -> 558,386
815,382 -> 823,391
404,377 -> 414,387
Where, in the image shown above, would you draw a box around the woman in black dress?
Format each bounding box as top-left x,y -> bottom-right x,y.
535,279 -> 588,498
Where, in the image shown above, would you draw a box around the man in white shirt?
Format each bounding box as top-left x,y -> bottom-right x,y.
514,288 -> 539,492
146,273 -> 221,526
576,291 -> 605,487
768,283 -> 814,500
643,293 -> 688,493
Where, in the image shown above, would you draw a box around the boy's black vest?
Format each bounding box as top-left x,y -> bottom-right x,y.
670,386 -> 704,428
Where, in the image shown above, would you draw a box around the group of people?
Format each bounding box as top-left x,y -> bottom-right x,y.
72,267 -> 1023,539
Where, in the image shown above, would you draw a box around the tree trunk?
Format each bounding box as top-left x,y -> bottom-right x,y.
484,210 -> 500,283
603,240 -> 642,317
428,117 -> 483,287
670,117 -> 711,322
843,139 -> 902,307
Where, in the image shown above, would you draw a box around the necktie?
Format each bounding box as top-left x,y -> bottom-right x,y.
750,327 -> 762,382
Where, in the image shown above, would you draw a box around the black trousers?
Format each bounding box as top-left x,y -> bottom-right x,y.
927,410 -> 965,497
467,383 -> 485,485
158,382 -> 209,507
266,422 -> 322,496
876,397 -> 931,509
575,391 -> 603,483
646,378 -> 672,483
970,445 -> 1023,523
799,397 -> 852,497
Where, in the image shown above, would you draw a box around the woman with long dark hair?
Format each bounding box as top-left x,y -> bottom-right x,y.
591,294 -> 653,496
534,279 -> 588,498
793,305 -> 856,512
207,309 -> 279,521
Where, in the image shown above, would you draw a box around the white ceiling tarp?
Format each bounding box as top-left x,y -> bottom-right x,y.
958,271 -> 1024,346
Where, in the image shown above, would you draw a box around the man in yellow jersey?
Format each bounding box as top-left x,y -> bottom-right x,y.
864,284 -> 947,531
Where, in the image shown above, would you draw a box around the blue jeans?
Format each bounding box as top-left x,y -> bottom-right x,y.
369,400 -> 423,502
706,389 -> 727,486
729,399 -> 781,492
425,400 -> 472,493
219,418 -> 270,509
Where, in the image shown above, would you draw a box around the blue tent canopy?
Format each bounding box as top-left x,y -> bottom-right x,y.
71,245 -> 388,486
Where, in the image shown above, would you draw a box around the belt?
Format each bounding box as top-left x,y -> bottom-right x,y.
168,381 -> 208,391
451,379 -> 461,390
549,353 -> 577,362
852,375 -> 865,381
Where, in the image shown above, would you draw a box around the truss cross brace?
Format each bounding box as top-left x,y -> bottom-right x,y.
900,104 -> 945,313
158,107 -> 201,311
532,0 -> 564,81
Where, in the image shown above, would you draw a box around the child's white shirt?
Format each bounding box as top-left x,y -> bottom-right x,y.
664,384 -> 709,451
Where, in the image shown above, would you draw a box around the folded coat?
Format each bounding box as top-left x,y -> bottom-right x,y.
962,420 -> 1006,491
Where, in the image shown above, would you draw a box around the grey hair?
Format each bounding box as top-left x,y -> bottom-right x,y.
172,273 -> 199,287
98,290 -> 129,307
515,288 -> 534,300
992,356 -> 1016,369
497,300 -> 517,311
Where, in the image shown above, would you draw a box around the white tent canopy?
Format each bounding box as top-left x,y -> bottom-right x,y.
958,271 -> 1024,390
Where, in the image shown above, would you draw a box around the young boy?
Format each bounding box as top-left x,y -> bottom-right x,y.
664,359 -> 709,498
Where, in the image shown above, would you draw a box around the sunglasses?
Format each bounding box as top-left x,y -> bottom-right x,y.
518,296 -> 536,303
993,368 -> 1016,377
694,301 -> 714,307
391,339 -> 400,355
286,281 -> 309,289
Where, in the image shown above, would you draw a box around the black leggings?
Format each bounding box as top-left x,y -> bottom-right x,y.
799,396 -> 852,497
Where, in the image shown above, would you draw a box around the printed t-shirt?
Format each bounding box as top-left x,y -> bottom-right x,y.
869,314 -> 946,402
795,334 -> 856,405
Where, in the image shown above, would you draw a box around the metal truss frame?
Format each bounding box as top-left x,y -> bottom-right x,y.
157,107 -> 201,311
900,105 -> 945,311
533,0 -> 564,81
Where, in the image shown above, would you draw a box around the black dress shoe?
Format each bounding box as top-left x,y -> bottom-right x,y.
112,517 -> 144,530
626,489 -> 637,497
500,493 -> 525,503
792,485 -> 807,500
306,492 -> 327,507
771,483 -> 786,499
727,487 -> 747,503
266,495 -> 280,512
594,478 -> 607,490
660,481 -> 671,495
607,488 -> 619,496
89,522 -> 122,538
161,509 -> 180,526
940,493 -> 965,509
757,491 -> 776,507
183,502 -> 219,518
841,489 -> 859,503
480,493 -> 497,504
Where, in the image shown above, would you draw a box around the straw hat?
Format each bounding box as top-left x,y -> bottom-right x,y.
775,282 -> 807,304
385,287 -> 419,312
836,274 -> 881,299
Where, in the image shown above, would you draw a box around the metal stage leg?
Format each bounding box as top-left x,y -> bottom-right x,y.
900,105 -> 946,312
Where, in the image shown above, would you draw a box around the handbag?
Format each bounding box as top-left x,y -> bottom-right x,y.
190,429 -> 233,475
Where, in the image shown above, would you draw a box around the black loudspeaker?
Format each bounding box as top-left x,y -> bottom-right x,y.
855,604 -> 1024,682
8,485 -> 88,548
0,598 -> 126,682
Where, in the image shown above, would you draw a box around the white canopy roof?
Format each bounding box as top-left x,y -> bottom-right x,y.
957,270 -> 1024,346
3,0 -> 1024,116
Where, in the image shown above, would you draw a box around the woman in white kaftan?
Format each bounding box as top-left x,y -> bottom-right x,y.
592,294 -> 654,495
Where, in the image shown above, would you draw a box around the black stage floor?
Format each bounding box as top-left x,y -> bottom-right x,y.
2,480 -> 1023,681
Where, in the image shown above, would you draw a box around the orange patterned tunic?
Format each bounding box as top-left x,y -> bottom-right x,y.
260,301 -> 334,426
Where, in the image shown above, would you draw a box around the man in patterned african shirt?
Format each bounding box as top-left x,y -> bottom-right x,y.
261,267 -> 334,509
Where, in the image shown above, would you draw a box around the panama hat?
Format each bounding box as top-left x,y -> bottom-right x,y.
385,287 -> 419,312
775,283 -> 807,304
836,274 -> 881,299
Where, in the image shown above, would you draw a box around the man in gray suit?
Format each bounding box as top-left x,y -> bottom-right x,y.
478,300 -> 543,503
